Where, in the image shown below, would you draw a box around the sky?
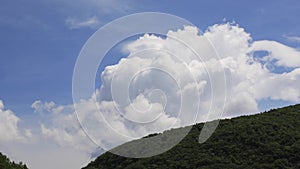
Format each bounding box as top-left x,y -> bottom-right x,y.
1,0 -> 300,169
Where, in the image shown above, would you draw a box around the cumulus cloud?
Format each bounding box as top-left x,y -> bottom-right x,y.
202,23 -> 300,113
34,23 -> 300,157
31,100 -> 56,114
31,100 -> 97,154
3,22 -> 300,169
252,68 -> 300,102
0,99 -> 94,169
0,100 -> 32,143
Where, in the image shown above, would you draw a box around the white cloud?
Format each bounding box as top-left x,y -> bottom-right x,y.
0,100 -> 3,109
36,23 -> 300,155
31,100 -> 56,113
2,142 -> 92,169
2,22 -> 300,169
224,92 -> 258,117
283,35 -> 300,43
37,97 -> 181,152
65,16 -> 100,29
252,68 -> 300,102
31,100 -> 97,154
0,100 -> 32,143
61,0 -> 133,29
0,100 -> 99,169
250,40 -> 300,67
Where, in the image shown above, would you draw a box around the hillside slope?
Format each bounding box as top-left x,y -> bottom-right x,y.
83,104 -> 300,169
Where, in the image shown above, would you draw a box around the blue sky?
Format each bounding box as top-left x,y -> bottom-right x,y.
1,0 -> 300,168
1,0 -> 300,115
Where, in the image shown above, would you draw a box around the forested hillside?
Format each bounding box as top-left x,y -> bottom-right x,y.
0,152 -> 28,169
83,104 -> 300,169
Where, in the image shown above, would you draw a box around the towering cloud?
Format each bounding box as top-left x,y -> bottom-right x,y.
39,23 -> 300,155
2,22 -> 300,169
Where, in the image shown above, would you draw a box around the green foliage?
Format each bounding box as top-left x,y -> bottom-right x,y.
83,104 -> 300,169
0,153 -> 28,169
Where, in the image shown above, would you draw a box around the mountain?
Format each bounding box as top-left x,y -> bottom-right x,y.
0,152 -> 28,169
83,104 -> 300,169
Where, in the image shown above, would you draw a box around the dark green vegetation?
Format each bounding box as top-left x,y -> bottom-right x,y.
0,152 -> 28,169
83,104 -> 300,169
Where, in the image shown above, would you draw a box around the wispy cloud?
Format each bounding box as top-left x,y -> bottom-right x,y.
62,0 -> 133,29
65,16 -> 100,29
283,35 -> 300,43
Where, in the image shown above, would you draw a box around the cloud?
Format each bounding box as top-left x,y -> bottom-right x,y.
2,142 -> 92,169
31,100 -> 56,113
31,100 -> 97,154
61,0 -> 133,29
2,22 -> 300,169
35,96 -> 181,152
34,23 -> 300,153
283,35 -> 300,43
204,24 -> 300,112
0,100 -> 32,143
65,16 -> 100,29
252,68 -> 300,102
0,101 -> 98,169
250,40 -> 300,67
37,23 -> 300,156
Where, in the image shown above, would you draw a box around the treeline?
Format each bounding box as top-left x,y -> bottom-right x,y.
0,152 -> 28,169
83,104 -> 300,169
